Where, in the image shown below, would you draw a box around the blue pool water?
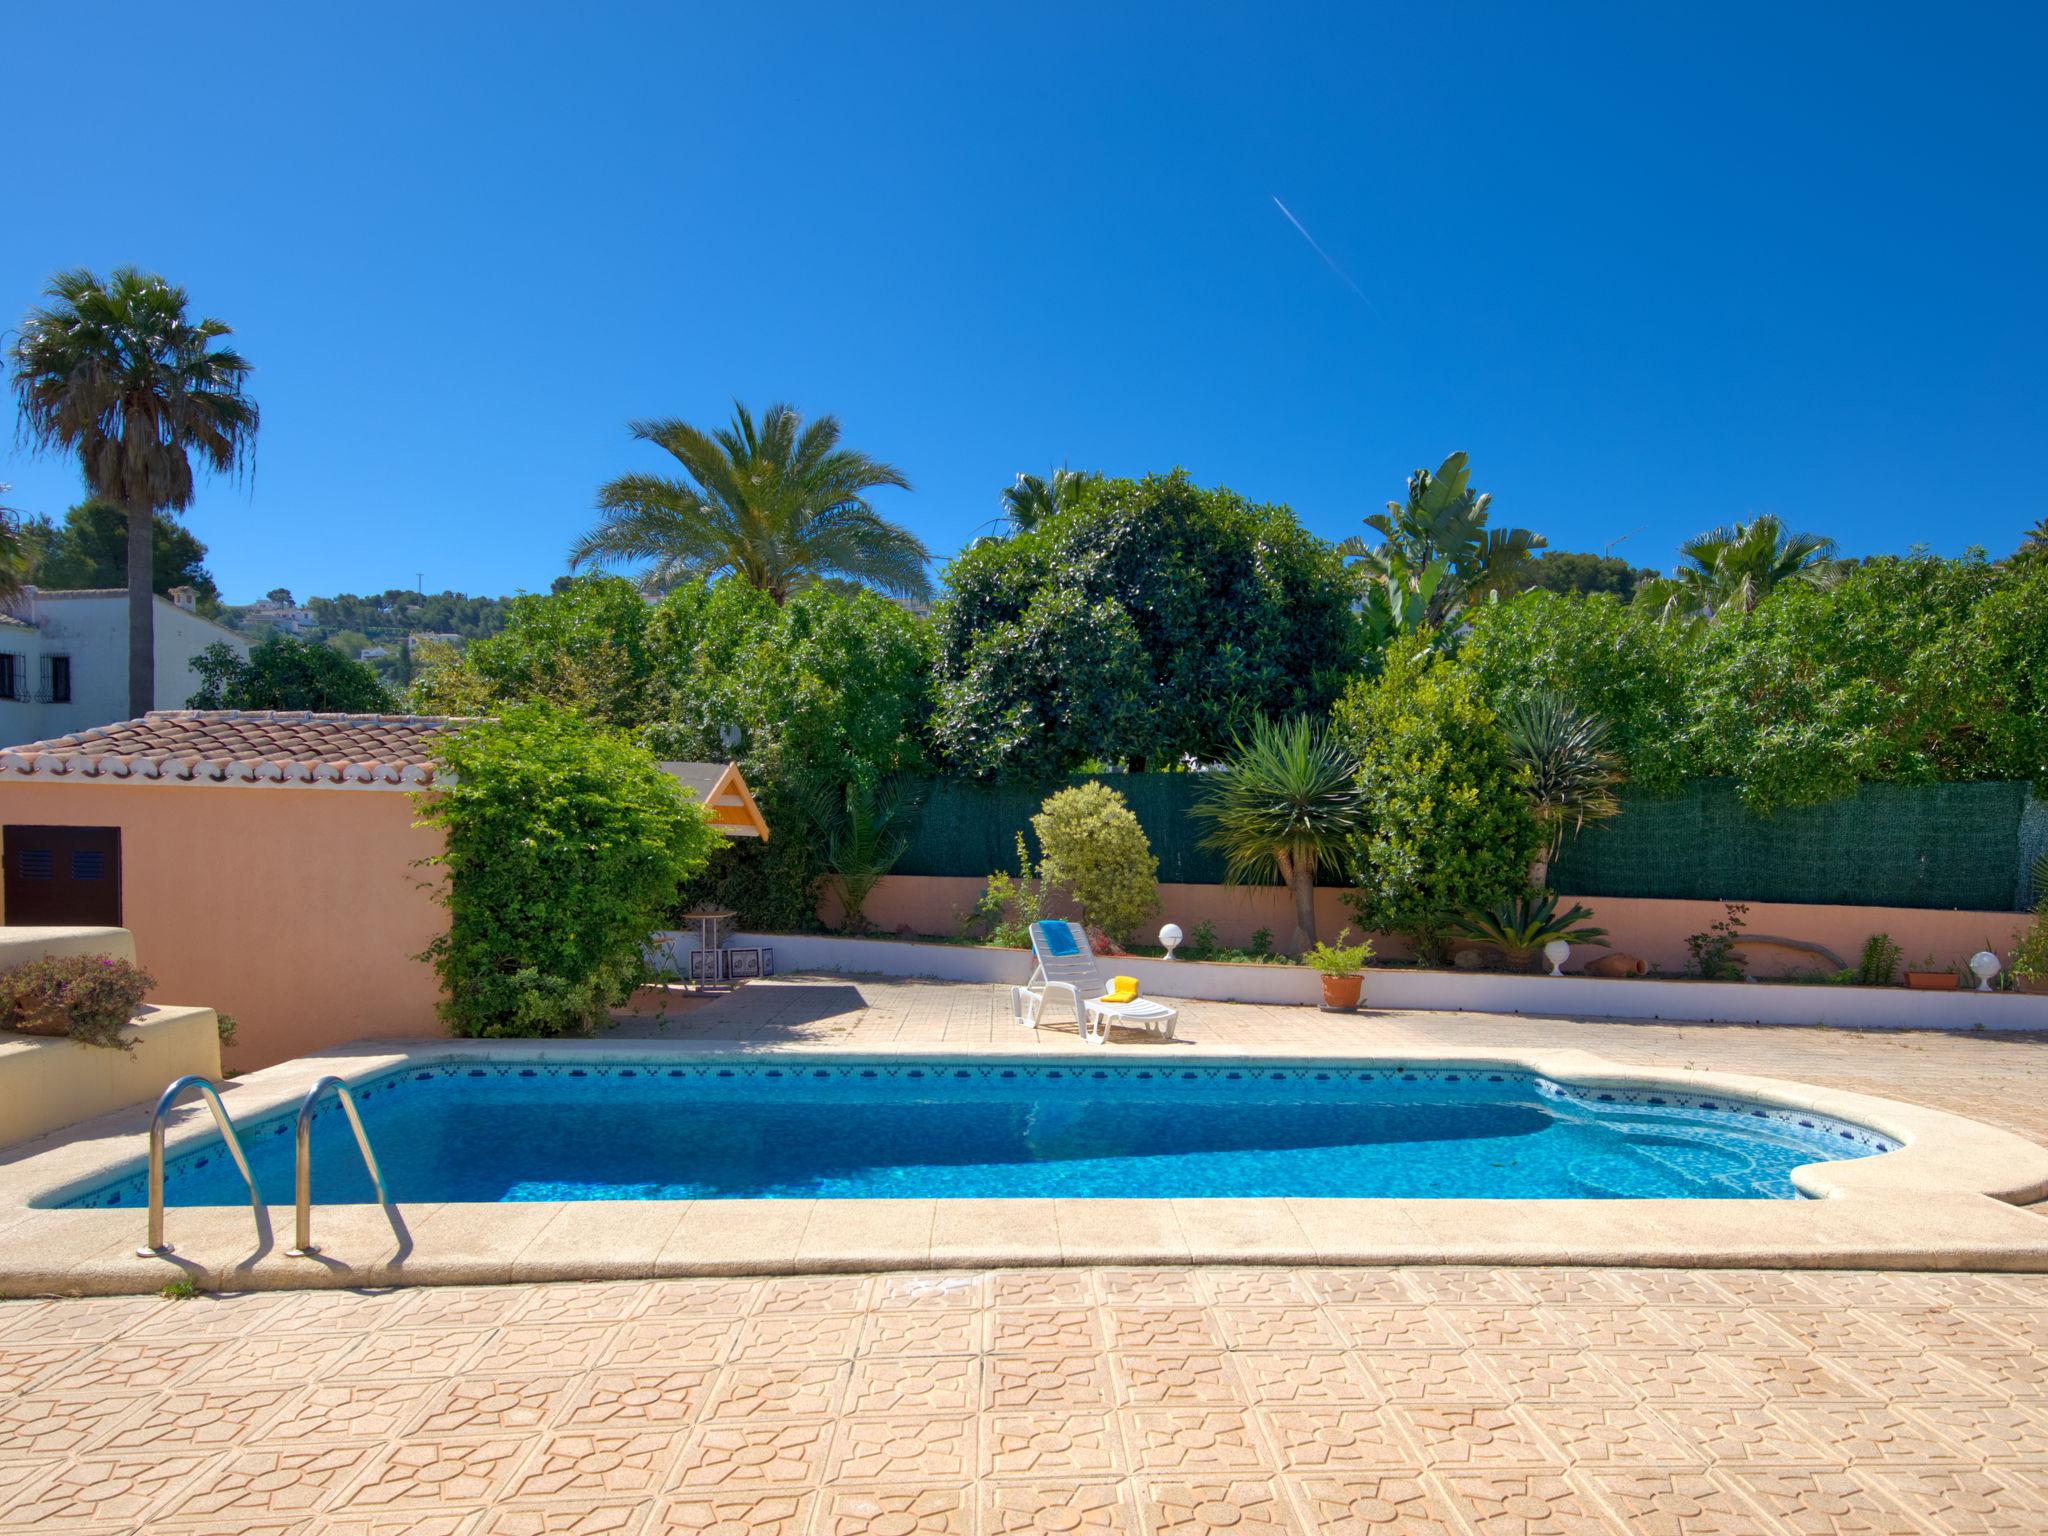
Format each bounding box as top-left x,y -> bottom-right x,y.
57,1058 -> 1897,1208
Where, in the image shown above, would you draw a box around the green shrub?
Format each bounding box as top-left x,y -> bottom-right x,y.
967,834 -> 1048,948
1333,643 -> 1543,961
418,704 -> 721,1037
1856,932 -> 1903,986
0,955 -> 156,1051
1032,782 -> 1160,946
932,470 -> 1361,777
1686,902 -> 1750,980
2011,901 -> 2048,984
190,634 -> 392,712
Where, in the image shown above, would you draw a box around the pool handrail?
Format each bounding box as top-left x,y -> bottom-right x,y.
137,1075 -> 268,1258
287,1075 -> 392,1257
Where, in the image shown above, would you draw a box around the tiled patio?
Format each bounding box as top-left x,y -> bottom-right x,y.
3,1265 -> 2047,1533
5,978 -> 2047,1531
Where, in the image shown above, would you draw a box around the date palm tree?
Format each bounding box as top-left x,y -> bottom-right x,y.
574,402 -> 929,604
0,486 -> 22,602
1193,714 -> 1368,953
9,268 -> 258,716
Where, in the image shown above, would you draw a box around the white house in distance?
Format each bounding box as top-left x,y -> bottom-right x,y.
0,586 -> 251,740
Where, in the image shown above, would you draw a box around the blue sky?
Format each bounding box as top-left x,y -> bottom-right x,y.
4,3 -> 2043,604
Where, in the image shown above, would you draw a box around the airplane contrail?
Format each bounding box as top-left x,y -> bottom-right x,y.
1271,195 -> 1382,318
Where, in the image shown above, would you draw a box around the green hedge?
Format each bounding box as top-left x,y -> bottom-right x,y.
893,775 -> 2038,911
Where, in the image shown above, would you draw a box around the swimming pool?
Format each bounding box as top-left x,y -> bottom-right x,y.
58,1057 -> 1898,1208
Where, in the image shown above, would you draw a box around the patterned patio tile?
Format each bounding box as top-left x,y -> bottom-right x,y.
648,1492 -> 811,1536
1125,1410 -> 1271,1475
1578,1470 -> 1780,1534
1286,1473 -> 1464,1535
1648,1404 -> 1837,1467
993,1308 -> 1106,1354
0,1343 -> 92,1394
409,1374 -> 574,1436
814,1486 -> 971,1536
1397,1270 -> 1537,1307
985,1481 -> 1136,1535
168,1443 -> 381,1521
470,1324 -> 621,1375
1771,1403 -> 1974,1464
1233,1352 -> 1375,1406
992,1270 -> 1097,1308
670,1421 -> 831,1489
1853,1468 -> 2048,1534
1430,1470 -> 1617,1535
703,1362 -> 846,1421
1388,1406 -> 1561,1470
1721,1468 -> 1925,1536
1356,1350 -> 1498,1403
1135,1477 -> 1304,1536
333,1434 -> 533,1511
556,1367 -> 717,1429
0,1449 -> 210,1529
1113,1353 -> 1242,1406
1212,1307 -> 1342,1351
1472,1350 -> 1632,1402
1200,1270 -> 1317,1308
0,1389 -> 148,1456
845,1354 -> 979,1415
1513,1404 -> 1704,1468
92,1382 -> 297,1451
860,1308 -> 981,1358
505,1428 -> 688,1501
474,1502 -> 647,1535
1255,1408 -> 1411,1473
986,1353 -> 1117,1410
829,1415 -> 976,1482
986,1412 -> 1125,1477
606,1319 -> 742,1368
508,1281 -> 658,1326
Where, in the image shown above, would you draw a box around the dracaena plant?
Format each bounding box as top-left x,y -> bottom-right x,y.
1498,692 -> 1625,885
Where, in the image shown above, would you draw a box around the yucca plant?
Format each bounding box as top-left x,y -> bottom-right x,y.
1193,715 -> 1367,953
1499,692 -> 1625,884
1450,891 -> 1609,970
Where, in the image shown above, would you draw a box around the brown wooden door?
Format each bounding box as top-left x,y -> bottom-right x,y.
3,826 -> 122,927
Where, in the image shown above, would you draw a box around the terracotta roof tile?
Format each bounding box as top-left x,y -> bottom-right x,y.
0,710 -> 458,788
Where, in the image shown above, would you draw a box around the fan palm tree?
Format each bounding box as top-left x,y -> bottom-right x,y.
0,487 -> 23,602
1338,452 -> 1545,628
9,268 -> 258,716
1499,692 -> 1624,885
1193,714 -> 1368,953
574,402 -> 928,604
1672,515 -> 1836,618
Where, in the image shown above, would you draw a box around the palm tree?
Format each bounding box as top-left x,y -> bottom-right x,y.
1001,465 -> 1094,534
1671,515 -> 1836,618
1499,692 -> 1624,885
1193,714 -> 1368,953
9,268 -> 258,716
2016,517 -> 2048,563
1338,452 -> 1545,627
0,487 -> 23,602
573,402 -> 928,604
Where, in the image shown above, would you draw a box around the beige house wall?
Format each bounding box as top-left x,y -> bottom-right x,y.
827,874 -> 2029,975
0,781 -> 445,1072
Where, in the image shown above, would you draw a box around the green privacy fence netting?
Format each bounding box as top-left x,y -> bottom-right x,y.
1548,780 -> 2032,911
892,775 -> 2038,911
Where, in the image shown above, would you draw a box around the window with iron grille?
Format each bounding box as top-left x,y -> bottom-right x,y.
0,653 -> 24,702
40,654 -> 71,704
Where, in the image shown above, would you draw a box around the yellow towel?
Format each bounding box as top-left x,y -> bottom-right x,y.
1099,975 -> 1140,1004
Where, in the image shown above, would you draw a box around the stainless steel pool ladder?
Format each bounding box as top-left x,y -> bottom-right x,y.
137,1075 -> 268,1258
287,1076 -> 391,1258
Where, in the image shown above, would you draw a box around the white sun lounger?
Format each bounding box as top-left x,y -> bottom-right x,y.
1013,919 -> 1178,1045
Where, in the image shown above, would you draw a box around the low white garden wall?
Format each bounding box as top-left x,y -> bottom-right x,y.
705,931 -> 2048,1035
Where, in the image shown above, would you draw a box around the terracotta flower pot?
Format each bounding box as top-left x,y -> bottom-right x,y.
1319,973 -> 1363,1012
1904,970 -> 1960,991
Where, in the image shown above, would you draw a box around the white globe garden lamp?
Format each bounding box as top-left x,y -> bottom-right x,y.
1970,950 -> 2001,993
1544,939 -> 1571,977
1160,924 -> 1183,961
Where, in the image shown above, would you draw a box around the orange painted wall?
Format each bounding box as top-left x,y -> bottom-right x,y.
0,781 -> 446,1071
827,874 -> 2030,975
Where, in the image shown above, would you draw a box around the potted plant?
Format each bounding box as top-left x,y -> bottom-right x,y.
1904,954 -> 1960,991
1305,930 -> 1375,1012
